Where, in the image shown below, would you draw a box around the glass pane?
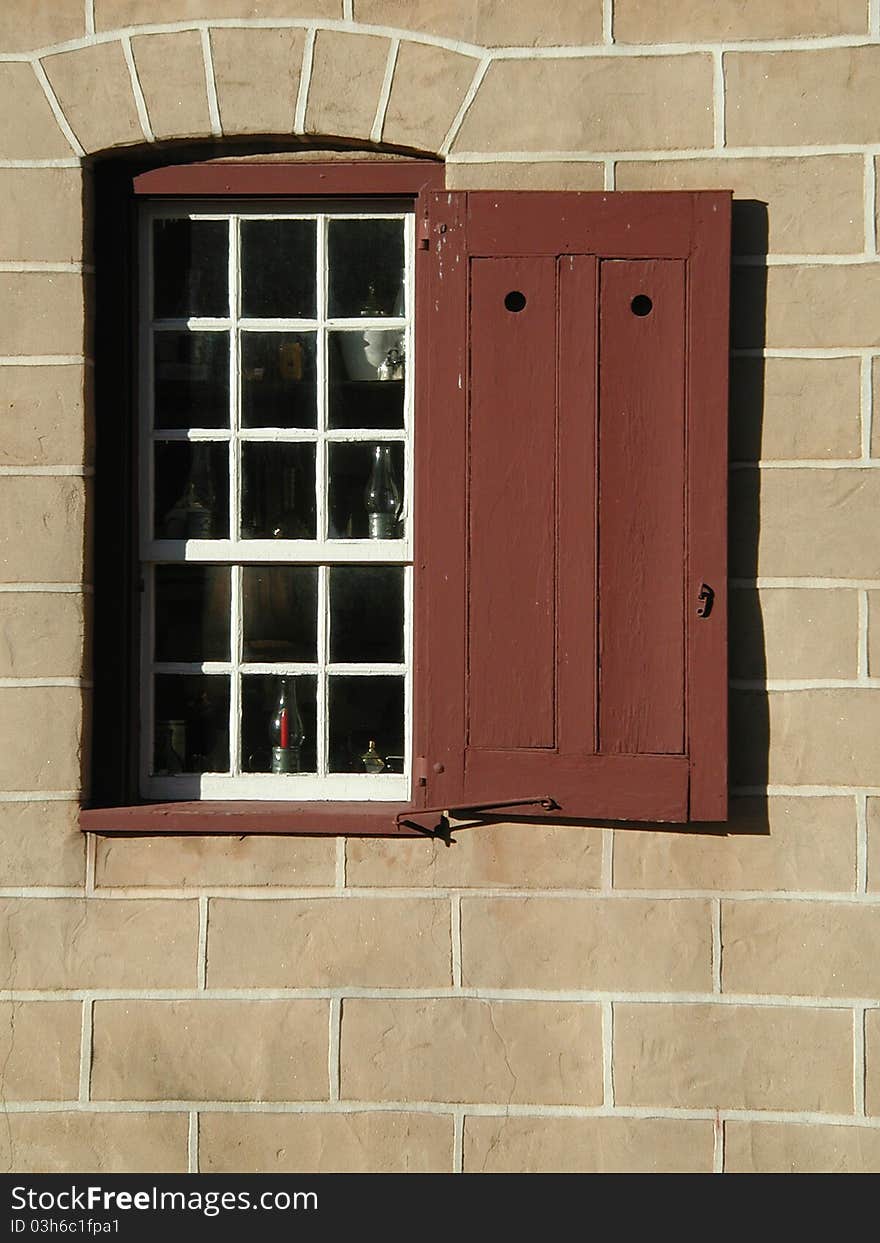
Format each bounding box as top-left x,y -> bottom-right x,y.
330,566 -> 404,664
241,674 -> 317,773
153,218 -> 228,319
242,566 -> 318,663
155,566 -> 230,662
328,218 -> 404,319
240,219 -> 317,319
329,675 -> 404,773
241,442 -> 316,539
153,674 -> 229,773
329,330 -> 405,429
241,331 -> 317,429
154,331 -> 229,430
154,442 -> 229,539
328,441 -> 404,539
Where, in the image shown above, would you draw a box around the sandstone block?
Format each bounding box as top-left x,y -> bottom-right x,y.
341,998 -> 603,1105
95,833 -> 336,887
726,1121 -> 880,1173
92,1000 -> 330,1101
0,63 -> 75,159
613,797 -> 856,893
733,265 -> 880,350
353,1 -> 604,45
131,31 -> 212,141
464,1115 -> 714,1173
614,1003 -> 852,1111
345,821 -> 603,889
615,156 -> 864,255
730,357 -> 861,462
0,1 -> 85,54
0,1112 -> 188,1173
0,1001 -> 82,1100
42,43 -> 142,153
453,56 -> 714,153
96,1 -> 340,26
865,1009 -> 880,1115
0,800 -> 85,888
0,365 -> 90,468
726,48 -> 880,148
211,28 -> 304,136
305,30 -> 389,142
0,687 -> 85,790
0,591 -> 88,678
730,588 -> 858,680
0,272 -> 85,357
722,899 -> 880,997
200,1111 -> 453,1173
615,0 -> 867,42
461,896 -> 712,991
0,169 -> 85,264
0,897 -> 199,989
0,477 -> 89,583
383,41 -> 478,153
447,162 -> 605,191
208,897 -> 451,988
868,799 -> 880,892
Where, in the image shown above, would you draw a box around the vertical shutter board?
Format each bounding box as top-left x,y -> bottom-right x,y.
687,194 -> 731,821
416,190 -> 470,807
557,254 -> 599,756
467,256 -> 558,750
598,259 -> 687,756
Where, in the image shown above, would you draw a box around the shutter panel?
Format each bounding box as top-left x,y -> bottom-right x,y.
416,190 -> 729,824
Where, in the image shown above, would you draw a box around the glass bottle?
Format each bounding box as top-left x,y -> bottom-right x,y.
360,738 -> 386,774
364,444 -> 401,539
270,677 -> 305,773
164,443 -> 215,538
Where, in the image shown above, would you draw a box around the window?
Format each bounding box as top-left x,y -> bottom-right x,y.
84,161 -> 730,835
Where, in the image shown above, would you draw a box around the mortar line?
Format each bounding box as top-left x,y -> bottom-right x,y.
122,36 -> 154,142
859,591 -> 870,678
731,459 -> 878,469
712,899 -> 723,994
0,677 -> 93,688
602,0 -> 613,44
854,1006 -> 867,1116
451,896 -> 463,988
0,355 -> 91,366
602,828 -> 614,891
0,262 -> 93,274
0,466 -> 93,478
343,0 -> 354,20
603,159 -> 615,190
14,24 -> 880,61
7,1099 -> 880,1123
85,2 -> 95,39
293,28 -> 316,134
78,998 -> 93,1103
865,153 -> 877,257
335,838 -> 346,890
439,55 -> 491,158
713,1114 -> 724,1173
731,677 -> 880,689
733,576 -> 880,588
860,353 -> 874,460
201,28 -> 222,137
602,1001 -> 614,1107
370,38 -> 399,144
872,0 -> 880,38
30,60 -> 86,159
450,144 -> 880,163
328,997 -> 341,1102
84,831 -> 97,897
733,348 -> 880,359
188,1112 -> 199,1173
856,793 -> 869,894
197,897 -> 209,989
453,1110 -> 464,1173
0,585 -> 92,595
713,49 -> 725,150
0,159 -> 83,168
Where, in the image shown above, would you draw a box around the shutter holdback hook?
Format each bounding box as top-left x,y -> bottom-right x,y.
395,796 -> 559,846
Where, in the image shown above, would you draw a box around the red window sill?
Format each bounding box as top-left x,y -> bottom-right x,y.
79,802 -> 431,837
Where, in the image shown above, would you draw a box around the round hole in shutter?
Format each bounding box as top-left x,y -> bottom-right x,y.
504,290 -> 527,312
630,294 -> 653,316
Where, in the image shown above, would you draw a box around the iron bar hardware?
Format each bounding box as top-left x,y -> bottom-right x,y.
395,796 -> 559,846
696,583 -> 715,618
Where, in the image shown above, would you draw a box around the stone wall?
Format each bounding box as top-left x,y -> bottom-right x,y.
1,0 -> 879,1174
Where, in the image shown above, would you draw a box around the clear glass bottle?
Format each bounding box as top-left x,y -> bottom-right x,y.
164,443 -> 215,538
269,677 -> 305,773
364,444 -> 400,539
360,738 -> 385,773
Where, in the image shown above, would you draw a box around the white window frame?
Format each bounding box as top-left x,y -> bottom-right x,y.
138,200 -> 415,801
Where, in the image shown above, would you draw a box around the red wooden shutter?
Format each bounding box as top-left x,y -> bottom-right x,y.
415,190 -> 730,824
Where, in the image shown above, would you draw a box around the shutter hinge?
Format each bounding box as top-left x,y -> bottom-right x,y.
414,756 -> 428,786
696,583 -> 715,618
